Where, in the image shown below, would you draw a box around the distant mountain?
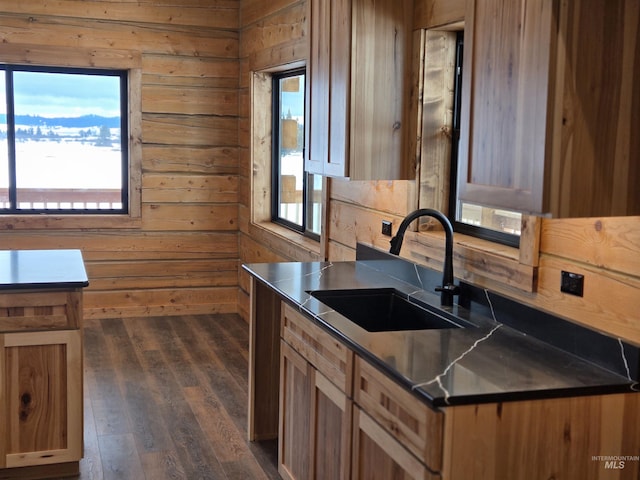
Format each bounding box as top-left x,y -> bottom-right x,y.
0,114 -> 120,128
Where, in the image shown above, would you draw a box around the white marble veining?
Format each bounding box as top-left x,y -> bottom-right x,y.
619,338 -> 640,391
412,322 -> 504,404
244,260 -> 639,406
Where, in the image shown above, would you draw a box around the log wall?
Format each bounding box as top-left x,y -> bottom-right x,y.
238,0 -> 640,345
238,0 -> 315,320
1,1 -> 637,345
0,1 -> 240,318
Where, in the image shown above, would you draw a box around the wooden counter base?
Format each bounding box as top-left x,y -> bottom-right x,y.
0,288 -> 84,476
247,276 -> 640,479
0,461 -> 79,480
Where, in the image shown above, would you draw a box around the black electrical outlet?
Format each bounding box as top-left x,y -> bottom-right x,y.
561,271 -> 584,297
381,220 -> 393,237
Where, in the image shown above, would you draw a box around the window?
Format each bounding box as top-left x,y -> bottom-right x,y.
0,65 -> 128,214
449,33 -> 521,247
272,69 -> 321,238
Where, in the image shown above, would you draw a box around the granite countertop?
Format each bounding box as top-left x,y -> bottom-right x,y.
243,260 -> 639,407
0,249 -> 89,290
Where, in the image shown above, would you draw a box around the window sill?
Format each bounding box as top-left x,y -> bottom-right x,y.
250,221 -> 322,262
0,214 -> 142,230
402,230 -> 537,293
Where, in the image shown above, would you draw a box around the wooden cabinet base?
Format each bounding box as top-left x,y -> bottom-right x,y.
352,407 -> 438,480
252,288 -> 640,480
442,393 -> 640,479
0,288 -> 84,475
0,461 -> 79,480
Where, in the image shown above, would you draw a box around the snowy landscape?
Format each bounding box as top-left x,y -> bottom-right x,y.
0,69 -> 124,209
0,117 -> 123,209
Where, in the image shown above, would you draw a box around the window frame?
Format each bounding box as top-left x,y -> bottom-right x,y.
270,68 -> 320,242
1,64 -> 129,215
0,43 -> 142,230
249,63 -> 324,261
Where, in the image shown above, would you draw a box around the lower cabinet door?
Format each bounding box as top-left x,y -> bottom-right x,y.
279,341 -> 312,480
1,329 -> 83,469
280,340 -> 352,480
311,370 -> 351,480
352,406 -> 439,480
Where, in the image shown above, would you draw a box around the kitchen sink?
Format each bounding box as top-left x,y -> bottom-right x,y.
308,288 -> 464,332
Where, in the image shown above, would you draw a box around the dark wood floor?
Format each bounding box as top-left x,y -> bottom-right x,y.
73,314 -> 280,480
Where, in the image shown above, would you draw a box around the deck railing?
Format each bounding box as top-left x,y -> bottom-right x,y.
0,188 -> 122,210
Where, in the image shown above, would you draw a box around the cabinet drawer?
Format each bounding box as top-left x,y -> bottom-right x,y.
353,406 -> 441,480
355,356 -> 443,472
281,302 -> 353,395
0,290 -> 82,332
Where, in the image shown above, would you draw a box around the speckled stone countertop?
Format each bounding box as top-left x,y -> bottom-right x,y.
243,256 -> 639,407
0,249 -> 89,290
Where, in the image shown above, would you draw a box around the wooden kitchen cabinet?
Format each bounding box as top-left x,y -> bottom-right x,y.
312,369 -> 352,480
272,300 -> 640,480
279,341 -> 311,480
247,266 -> 640,480
277,302 -> 444,480
458,0 -> 640,217
0,289 -> 84,479
305,0 -> 415,180
355,354 -> 640,479
281,304 -> 438,480
279,304 -> 353,480
354,356 -> 443,473
281,302 -> 353,395
352,407 -> 439,480
1,330 -> 82,469
441,393 -> 640,479
354,354 -> 443,479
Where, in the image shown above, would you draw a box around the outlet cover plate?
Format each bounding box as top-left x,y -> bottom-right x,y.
381,220 -> 392,237
561,270 -> 584,297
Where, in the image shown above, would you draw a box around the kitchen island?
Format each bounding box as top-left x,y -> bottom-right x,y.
244,249 -> 640,479
0,249 -> 89,480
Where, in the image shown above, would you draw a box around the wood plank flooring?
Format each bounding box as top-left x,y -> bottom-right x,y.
73,314 -> 280,480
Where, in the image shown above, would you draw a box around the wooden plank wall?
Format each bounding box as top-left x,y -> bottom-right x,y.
0,1 -> 241,319
9,0 -> 631,342
238,0 -> 640,345
237,0 -> 316,320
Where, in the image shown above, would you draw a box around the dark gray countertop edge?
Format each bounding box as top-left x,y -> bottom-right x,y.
0,280 -> 90,290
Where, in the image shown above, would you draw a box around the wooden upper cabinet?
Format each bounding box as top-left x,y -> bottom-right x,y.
552,0 -> 640,217
458,0 -> 640,217
306,0 -> 415,180
457,0 -> 557,215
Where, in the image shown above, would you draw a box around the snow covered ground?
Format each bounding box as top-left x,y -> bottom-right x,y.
0,137 -> 122,189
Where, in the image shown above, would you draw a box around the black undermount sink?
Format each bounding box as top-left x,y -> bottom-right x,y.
308,288 -> 465,332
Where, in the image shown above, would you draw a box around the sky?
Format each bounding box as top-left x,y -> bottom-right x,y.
282,89 -> 304,119
0,69 -> 121,118
280,73 -> 305,118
